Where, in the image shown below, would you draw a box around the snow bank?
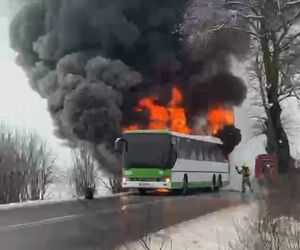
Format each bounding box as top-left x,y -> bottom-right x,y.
0,191 -> 131,211
44,165 -> 117,201
119,203 -> 258,250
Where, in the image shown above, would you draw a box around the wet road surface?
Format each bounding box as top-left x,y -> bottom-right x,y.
0,191 -> 254,250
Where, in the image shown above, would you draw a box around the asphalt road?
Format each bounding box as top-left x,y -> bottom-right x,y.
0,191 -> 254,250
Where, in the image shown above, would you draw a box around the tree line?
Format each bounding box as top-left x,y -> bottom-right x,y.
0,123 -> 122,204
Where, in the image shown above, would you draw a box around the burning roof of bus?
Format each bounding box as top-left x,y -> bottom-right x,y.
123,86 -> 235,136
123,86 -> 190,134
10,0 -> 249,173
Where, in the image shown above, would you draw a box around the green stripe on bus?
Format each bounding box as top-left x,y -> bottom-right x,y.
171,181 -> 230,189
171,181 -> 211,189
123,168 -> 171,178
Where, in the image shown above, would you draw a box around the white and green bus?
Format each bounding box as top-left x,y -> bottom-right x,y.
114,130 -> 230,195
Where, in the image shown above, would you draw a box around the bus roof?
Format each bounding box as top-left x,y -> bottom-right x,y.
123,130 -> 223,144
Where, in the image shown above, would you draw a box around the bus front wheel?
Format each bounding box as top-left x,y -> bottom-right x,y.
182,175 -> 189,195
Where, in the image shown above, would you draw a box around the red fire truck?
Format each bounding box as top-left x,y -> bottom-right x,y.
255,154 -> 278,183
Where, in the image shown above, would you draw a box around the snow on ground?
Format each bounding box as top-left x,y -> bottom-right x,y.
118,203 -> 258,250
0,191 -> 131,211
0,166 -> 122,209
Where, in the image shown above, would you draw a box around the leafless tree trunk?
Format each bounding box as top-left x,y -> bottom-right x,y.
70,143 -> 97,197
195,0 -> 300,174
14,131 -> 55,200
108,177 -> 123,194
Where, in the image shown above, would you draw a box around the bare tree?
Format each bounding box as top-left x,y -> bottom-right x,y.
98,176 -> 123,194
0,135 -> 30,204
191,0 -> 300,174
13,130 -> 55,200
70,143 -> 97,198
70,143 -> 124,198
0,123 -> 55,202
93,144 -> 123,194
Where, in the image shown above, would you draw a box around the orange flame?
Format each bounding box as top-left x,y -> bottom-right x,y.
124,86 -> 190,134
123,87 -> 234,136
206,106 -> 234,135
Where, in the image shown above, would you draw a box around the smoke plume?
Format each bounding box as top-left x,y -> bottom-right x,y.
215,125 -> 242,155
10,0 -> 249,173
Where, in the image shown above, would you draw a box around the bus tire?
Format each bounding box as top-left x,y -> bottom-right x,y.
138,189 -> 146,195
218,175 -> 223,189
212,175 -> 219,192
182,175 -> 189,196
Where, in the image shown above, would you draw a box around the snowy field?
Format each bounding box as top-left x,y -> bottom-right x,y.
118,203 -> 258,250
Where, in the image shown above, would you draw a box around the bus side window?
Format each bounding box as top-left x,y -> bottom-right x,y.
190,149 -> 197,160
216,148 -> 224,162
203,146 -> 209,161
210,147 -> 215,161
207,148 -> 211,161
178,139 -> 187,159
208,148 -> 214,161
198,148 -> 203,161
185,139 -> 192,159
213,147 -> 218,161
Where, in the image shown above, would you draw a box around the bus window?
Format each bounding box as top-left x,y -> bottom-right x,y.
215,148 -> 224,162
123,133 -> 173,168
203,147 -> 209,161
210,147 -> 216,161
198,148 -> 203,161
178,139 -> 187,159
180,149 -> 186,159
171,146 -> 177,166
206,148 -> 210,161
190,149 -> 197,160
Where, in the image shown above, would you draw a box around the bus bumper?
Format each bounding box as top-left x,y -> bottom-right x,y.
122,181 -> 171,189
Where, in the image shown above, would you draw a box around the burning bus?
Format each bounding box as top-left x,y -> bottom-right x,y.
115,130 -> 230,195
116,86 -> 241,195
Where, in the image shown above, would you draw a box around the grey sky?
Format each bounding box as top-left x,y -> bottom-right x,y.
0,1 -> 72,166
0,0 -> 299,170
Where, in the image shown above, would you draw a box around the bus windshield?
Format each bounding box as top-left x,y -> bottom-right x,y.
123,133 -> 172,169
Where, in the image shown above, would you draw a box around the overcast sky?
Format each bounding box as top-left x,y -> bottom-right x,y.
0,1 -> 72,166
1,0 -> 299,170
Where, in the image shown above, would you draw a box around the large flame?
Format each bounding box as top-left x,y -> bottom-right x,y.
124,86 -> 190,134
206,106 -> 234,135
123,87 -> 234,135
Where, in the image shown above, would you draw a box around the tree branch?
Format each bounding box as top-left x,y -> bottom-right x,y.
280,31 -> 300,51
285,0 -> 300,7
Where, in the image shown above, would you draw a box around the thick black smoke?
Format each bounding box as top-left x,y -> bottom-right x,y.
186,73 -> 247,119
10,0 -> 249,173
215,125 -> 242,155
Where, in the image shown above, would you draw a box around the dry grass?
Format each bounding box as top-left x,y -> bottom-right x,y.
227,174 -> 300,250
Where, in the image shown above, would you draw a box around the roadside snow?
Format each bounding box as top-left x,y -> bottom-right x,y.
119,203 -> 258,250
0,192 -> 131,211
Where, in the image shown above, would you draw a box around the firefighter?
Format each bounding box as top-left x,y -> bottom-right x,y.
235,163 -> 253,193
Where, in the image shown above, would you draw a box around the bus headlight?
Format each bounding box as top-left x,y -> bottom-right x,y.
122,177 -> 128,182
165,177 -> 171,183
